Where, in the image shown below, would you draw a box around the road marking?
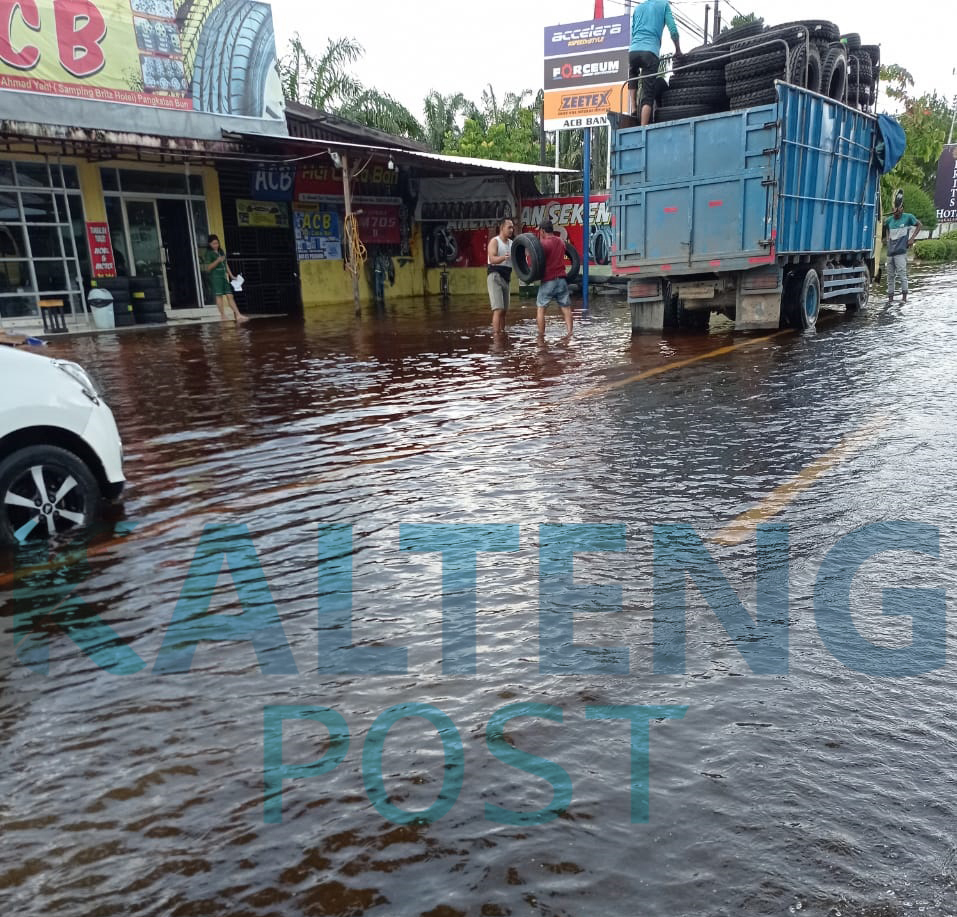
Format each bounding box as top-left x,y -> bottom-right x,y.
712,416 -> 890,546
573,329 -> 790,401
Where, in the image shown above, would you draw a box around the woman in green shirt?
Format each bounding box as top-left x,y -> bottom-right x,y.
202,234 -> 247,323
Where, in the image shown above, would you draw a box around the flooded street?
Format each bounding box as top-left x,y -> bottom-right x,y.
3,262 -> 957,916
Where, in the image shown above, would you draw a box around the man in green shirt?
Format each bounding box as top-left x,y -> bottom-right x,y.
882,189 -> 922,303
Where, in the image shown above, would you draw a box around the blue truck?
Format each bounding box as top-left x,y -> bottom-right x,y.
609,83 -> 883,331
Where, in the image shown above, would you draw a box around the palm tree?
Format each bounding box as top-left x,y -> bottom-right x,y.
279,34 -> 364,110
422,91 -> 471,152
340,89 -> 426,142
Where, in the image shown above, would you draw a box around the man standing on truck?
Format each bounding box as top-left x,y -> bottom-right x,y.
536,221 -> 573,338
629,0 -> 682,125
883,189 -> 922,303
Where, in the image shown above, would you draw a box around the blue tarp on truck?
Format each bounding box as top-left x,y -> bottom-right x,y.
610,82 -> 886,331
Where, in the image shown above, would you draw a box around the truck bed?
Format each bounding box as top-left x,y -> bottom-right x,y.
610,83 -> 880,277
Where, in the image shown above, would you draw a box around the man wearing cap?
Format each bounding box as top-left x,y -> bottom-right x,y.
883,189 -> 921,303
536,221 -> 573,337
629,0 -> 682,125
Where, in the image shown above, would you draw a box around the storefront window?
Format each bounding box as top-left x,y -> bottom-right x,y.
119,169 -> 187,195
0,162 -> 13,187
0,261 -> 30,293
62,166 -> 79,190
28,224 -> 64,259
101,169 -> 120,192
105,196 -> 130,278
0,295 -> 35,318
188,175 -> 203,196
33,260 -> 68,290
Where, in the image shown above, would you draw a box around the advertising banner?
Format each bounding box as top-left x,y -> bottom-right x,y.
544,15 -> 629,57
296,162 -> 399,201
0,0 -> 285,129
85,222 -> 117,278
294,205 -> 342,261
356,204 -> 400,245
237,199 -> 289,229
544,48 -> 630,91
543,84 -> 627,132
935,145 -> 957,222
250,164 -> 295,201
520,195 -> 613,265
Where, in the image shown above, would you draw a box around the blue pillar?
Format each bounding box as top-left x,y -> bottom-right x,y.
582,127 -> 591,313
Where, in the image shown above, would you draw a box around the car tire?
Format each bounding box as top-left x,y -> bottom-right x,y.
725,49 -> 787,82
564,241 -> 581,283
0,445 -> 100,545
512,233 -> 544,283
661,84 -> 727,106
821,47 -> 848,101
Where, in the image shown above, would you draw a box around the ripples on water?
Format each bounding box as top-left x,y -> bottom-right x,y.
3,264 -> 957,916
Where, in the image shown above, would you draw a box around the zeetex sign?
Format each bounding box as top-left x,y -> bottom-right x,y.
543,14 -> 629,132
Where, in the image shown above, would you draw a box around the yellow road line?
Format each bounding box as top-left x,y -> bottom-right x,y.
712,416 -> 890,546
573,329 -> 791,401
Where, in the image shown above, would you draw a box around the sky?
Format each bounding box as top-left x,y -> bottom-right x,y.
268,0 -> 956,122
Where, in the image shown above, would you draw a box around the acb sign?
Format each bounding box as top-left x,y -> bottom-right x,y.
250,164 -> 294,202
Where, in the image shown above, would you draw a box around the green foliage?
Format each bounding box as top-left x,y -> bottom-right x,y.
879,64 -> 914,102
444,109 -> 540,164
724,12 -> 758,30
914,234 -> 957,261
279,34 -> 363,111
880,180 -> 937,230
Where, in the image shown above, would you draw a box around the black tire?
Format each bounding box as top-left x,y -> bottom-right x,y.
134,309 -> 168,325
0,444 -> 100,545
766,20 -> 840,43
511,232 -> 544,283
112,301 -> 133,318
804,46 -> 823,93
840,32 -> 861,50
821,47 -> 847,101
725,49 -> 787,81
848,53 -> 873,87
726,74 -> 777,97
669,67 -> 725,90
91,277 -> 131,295
114,312 -> 136,327
712,18 -> 765,45
661,84 -> 727,106
785,269 -> 821,330
729,88 -> 779,109
859,44 -> 880,69
132,297 -> 166,311
654,103 -> 719,122
563,240 -> 581,283
683,43 -> 727,62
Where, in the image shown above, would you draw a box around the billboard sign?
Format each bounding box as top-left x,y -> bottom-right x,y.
0,0 -> 285,135
543,15 -> 629,131
521,195 -> 613,266
935,145 -> 957,222
544,49 -> 630,91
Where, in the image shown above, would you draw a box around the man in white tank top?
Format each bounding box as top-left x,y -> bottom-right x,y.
487,217 -> 514,333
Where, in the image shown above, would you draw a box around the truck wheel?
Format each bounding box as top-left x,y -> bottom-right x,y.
788,269 -> 821,330
821,47 -> 847,101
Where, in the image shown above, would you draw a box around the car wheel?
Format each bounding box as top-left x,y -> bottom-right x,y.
0,445 -> 100,545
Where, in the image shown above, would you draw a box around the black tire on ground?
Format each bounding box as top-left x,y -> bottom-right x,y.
785,268 -> 821,330
130,276 -> 164,294
132,296 -> 166,310
112,301 -> 133,318
725,49 -> 787,81
840,32 -> 861,50
859,44 -> 880,68
820,47 -> 848,101
725,74 -> 777,97
114,312 -> 136,327
661,84 -> 727,106
511,233 -> 544,283
729,88 -> 779,109
0,444 -> 100,545
563,241 -> 581,283
654,103 -> 720,122
712,18 -> 765,45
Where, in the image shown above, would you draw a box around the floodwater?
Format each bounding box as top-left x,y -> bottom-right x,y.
3,263 -> 957,917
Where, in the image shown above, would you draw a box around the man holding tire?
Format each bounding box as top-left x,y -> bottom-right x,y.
536,221 -> 573,338
629,0 -> 682,125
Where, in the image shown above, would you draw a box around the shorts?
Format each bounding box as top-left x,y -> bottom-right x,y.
537,278 -> 571,308
628,51 -> 659,105
487,272 -> 510,311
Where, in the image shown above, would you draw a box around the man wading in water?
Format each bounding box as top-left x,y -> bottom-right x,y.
487,217 -> 514,334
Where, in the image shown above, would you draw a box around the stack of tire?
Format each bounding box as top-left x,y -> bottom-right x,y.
510,233 -> 581,285
130,276 -> 167,325
723,20 -> 851,110
841,34 -> 879,111
90,277 -> 136,328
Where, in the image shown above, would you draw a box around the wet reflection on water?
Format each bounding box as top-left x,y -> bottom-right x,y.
3,264 -> 957,916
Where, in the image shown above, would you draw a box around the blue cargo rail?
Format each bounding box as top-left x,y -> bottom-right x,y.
610,82 -> 883,331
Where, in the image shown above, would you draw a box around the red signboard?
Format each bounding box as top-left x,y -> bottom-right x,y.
520,195 -> 613,265
357,204 -> 400,245
85,221 -> 116,278
295,163 -> 399,199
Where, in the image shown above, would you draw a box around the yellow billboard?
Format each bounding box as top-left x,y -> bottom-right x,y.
0,0 -> 284,120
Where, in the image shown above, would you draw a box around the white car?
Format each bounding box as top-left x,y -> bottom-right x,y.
0,346 -> 125,545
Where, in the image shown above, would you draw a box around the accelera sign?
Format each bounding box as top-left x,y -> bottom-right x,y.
0,0 -> 284,123
544,14 -> 629,56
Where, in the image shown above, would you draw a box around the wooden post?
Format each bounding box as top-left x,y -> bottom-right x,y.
341,152 -> 360,314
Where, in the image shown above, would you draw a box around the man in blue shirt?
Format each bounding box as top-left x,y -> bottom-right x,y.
883,189 -> 922,303
629,0 -> 682,125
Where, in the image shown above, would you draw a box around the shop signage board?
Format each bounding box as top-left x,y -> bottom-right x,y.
0,0 -> 285,133
356,203 -> 400,245
236,199 -> 289,229
295,163 -> 399,200
250,164 -> 295,201
935,145 -> 957,222
543,15 -> 629,131
85,222 -> 117,278
294,205 -> 342,260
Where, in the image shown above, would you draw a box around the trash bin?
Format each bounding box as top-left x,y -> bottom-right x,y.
88,288 -> 115,330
